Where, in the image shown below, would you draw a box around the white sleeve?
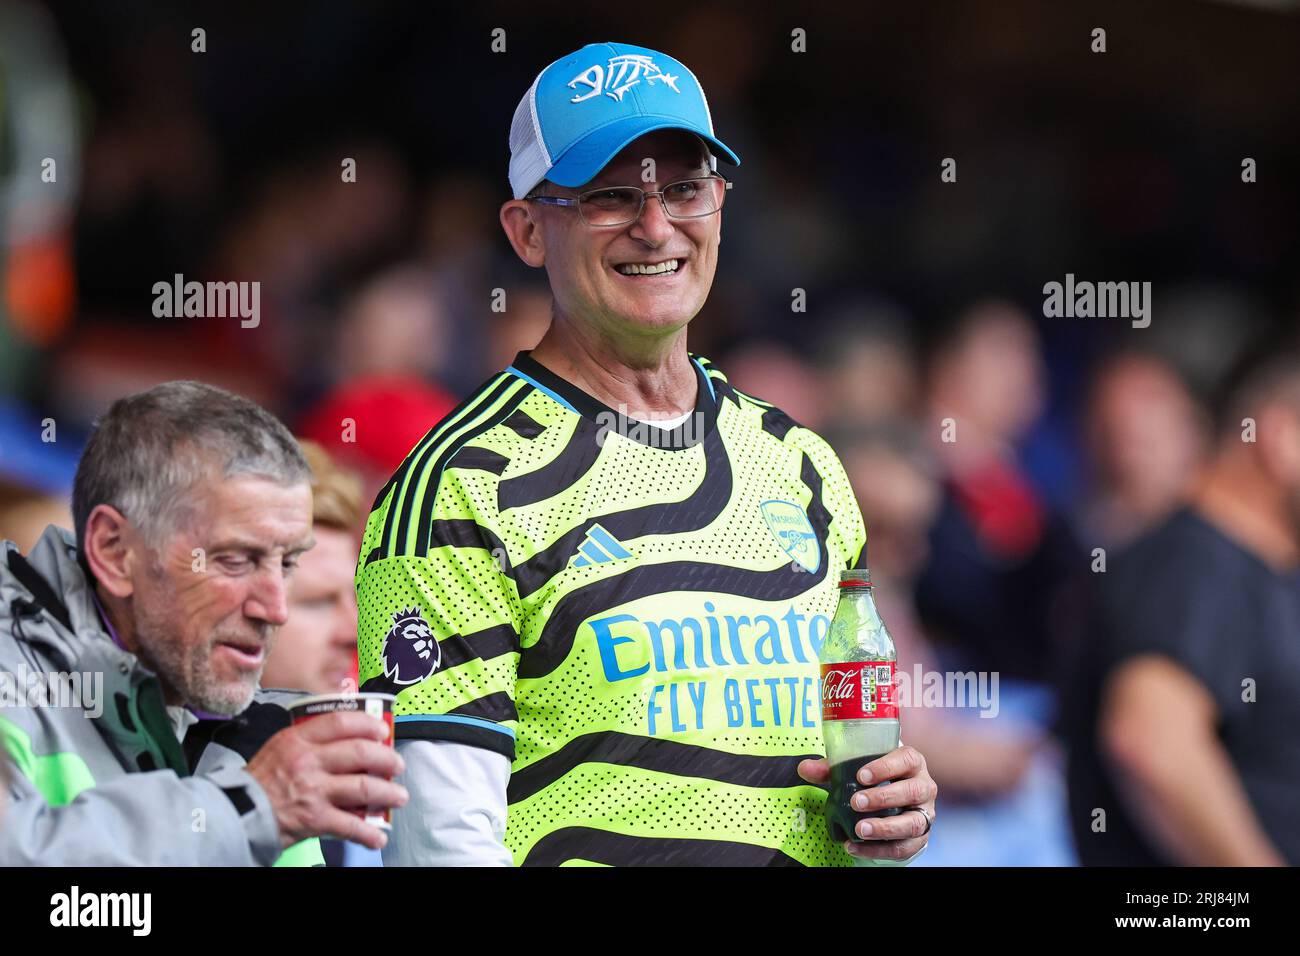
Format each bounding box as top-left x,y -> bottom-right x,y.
382,738 -> 512,867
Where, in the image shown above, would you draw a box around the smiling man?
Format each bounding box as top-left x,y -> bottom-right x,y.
0,381 -> 406,865
358,42 -> 936,866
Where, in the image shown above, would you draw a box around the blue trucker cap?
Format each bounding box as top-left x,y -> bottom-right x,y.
507,42 -> 741,199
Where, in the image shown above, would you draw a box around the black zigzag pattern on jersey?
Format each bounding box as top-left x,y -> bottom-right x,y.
423,518 -> 513,573
691,353 -> 728,382
497,415 -> 604,512
448,445 -> 510,475
760,406 -> 799,441
517,452 -> 831,679
508,421 -> 733,600
409,387 -> 534,557
435,622 -> 520,669
728,383 -> 803,442
709,375 -> 741,408
727,383 -> 772,409
507,731 -> 817,803
502,408 -> 547,439
359,621 -> 519,698
370,371 -> 511,515
448,691 -> 518,724
520,828 -> 802,866
376,373 -> 516,555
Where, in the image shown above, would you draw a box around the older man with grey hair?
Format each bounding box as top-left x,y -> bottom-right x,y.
0,381 -> 407,865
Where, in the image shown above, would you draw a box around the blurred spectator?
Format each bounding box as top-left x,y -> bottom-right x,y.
411,169 -> 582,396
814,300 -> 920,429
0,402 -> 80,548
297,377 -> 457,503
833,423 -> 938,580
295,258 -> 464,502
926,300 -> 1046,471
721,339 -> 826,431
830,421 -> 1040,800
1143,285 -> 1270,403
212,144 -> 411,302
1077,350 -> 1210,548
1064,338 -> 1300,865
259,439 -> 385,869
485,284 -> 554,374
0,482 -> 71,555
416,170 -> 523,395
74,26 -> 219,315
332,265 -> 449,385
914,300 -> 1081,683
831,420 -> 1074,865
261,440 -> 364,696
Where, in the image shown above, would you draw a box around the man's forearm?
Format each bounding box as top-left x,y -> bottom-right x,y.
1108,733 -> 1285,866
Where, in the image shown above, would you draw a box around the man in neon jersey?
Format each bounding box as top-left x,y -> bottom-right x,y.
358,42 -> 936,865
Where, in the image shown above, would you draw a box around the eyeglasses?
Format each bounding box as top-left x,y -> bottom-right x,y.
526,175 -> 732,227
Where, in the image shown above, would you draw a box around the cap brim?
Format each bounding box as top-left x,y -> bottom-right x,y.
545,116 -> 740,190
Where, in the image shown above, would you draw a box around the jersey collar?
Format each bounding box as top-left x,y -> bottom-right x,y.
507,349 -> 719,450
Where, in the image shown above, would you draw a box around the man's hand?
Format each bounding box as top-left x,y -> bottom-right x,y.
246,711 -> 409,851
798,745 -> 937,862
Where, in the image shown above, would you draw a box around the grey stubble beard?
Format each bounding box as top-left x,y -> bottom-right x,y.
132,600 -> 269,717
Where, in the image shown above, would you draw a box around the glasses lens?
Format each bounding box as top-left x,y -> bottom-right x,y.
579,187 -> 643,225
664,178 -> 724,218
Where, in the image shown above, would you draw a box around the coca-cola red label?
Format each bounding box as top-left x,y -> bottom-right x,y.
820,661 -> 897,720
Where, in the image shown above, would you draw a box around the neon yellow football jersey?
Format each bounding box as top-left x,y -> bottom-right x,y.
357,350 -> 867,865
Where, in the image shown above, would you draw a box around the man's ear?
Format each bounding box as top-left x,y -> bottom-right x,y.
83,504 -> 139,599
500,200 -> 547,268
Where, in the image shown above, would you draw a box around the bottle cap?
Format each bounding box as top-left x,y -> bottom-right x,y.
838,568 -> 872,588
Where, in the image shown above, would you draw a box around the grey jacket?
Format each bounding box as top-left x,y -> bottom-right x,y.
0,525 -> 316,866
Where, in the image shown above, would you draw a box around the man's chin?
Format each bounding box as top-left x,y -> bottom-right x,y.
185,673 -> 261,717
606,307 -> 696,338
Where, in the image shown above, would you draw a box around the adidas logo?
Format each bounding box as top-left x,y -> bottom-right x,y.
571,524 -> 634,568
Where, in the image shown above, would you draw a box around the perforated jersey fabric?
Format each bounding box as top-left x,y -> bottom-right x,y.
357,350 -> 868,866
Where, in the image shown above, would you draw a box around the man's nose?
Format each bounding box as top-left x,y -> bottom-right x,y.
629,189 -> 676,244
245,565 -> 291,627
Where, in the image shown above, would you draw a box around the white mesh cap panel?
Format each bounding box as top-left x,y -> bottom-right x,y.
508,72 -> 552,199
678,62 -> 719,172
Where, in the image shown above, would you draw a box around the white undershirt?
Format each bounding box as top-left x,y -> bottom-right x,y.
640,409 -> 694,430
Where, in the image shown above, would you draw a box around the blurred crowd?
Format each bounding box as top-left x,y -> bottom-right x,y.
2,2 -> 1299,865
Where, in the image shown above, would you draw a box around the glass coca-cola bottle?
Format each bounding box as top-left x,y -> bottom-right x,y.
820,568 -> 901,843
